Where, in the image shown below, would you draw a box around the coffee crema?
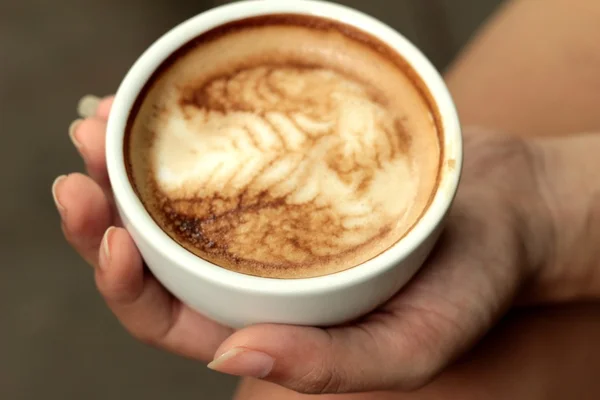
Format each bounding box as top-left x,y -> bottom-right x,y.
126,15 -> 441,278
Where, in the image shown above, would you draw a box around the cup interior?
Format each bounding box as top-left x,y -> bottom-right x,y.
106,0 -> 462,295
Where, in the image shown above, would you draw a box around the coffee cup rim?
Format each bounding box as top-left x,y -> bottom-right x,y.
106,0 -> 462,296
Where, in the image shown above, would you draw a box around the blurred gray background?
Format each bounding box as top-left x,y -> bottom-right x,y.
0,0 -> 502,399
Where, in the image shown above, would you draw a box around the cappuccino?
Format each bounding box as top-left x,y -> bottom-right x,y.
125,15 -> 441,278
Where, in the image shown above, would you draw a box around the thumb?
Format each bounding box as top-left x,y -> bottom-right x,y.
206,205 -> 524,394
207,321 -> 436,394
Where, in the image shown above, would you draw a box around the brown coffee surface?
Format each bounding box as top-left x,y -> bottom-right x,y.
126,15 -> 441,278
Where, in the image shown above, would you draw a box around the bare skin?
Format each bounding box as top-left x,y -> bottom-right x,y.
53,0 -> 600,398
446,0 -> 600,137
235,0 -> 600,397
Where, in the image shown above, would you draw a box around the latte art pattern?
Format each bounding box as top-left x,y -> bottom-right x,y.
152,66 -> 415,270
127,18 -> 440,278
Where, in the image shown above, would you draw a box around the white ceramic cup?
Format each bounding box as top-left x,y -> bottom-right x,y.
106,0 -> 462,329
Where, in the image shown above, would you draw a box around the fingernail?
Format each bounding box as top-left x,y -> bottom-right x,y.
207,347 -> 274,379
52,175 -> 67,216
100,227 -> 116,268
77,95 -> 100,118
69,119 -> 83,150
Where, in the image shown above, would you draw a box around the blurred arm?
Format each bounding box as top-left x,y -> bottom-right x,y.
445,0 -> 600,303
528,133 -> 600,303
446,0 -> 600,137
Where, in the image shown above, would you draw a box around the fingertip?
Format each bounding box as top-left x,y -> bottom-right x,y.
214,323 -> 404,393
96,227 -> 145,304
208,347 -> 275,379
52,175 -> 68,215
212,324 -> 323,362
72,117 -> 106,153
58,173 -> 112,266
105,228 -> 140,270
77,95 -> 101,118
98,226 -> 117,268
68,119 -> 84,150
70,117 -> 109,184
95,96 -> 114,120
211,324 -> 330,384
92,228 -> 232,360
59,173 -> 111,233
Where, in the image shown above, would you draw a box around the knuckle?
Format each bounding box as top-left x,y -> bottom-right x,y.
118,296 -> 179,351
94,286 -> 155,346
119,309 -> 168,347
127,325 -> 159,347
295,362 -> 345,395
380,320 -> 446,391
395,343 -> 443,391
98,281 -> 137,304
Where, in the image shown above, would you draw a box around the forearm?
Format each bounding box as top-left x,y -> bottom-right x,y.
446,0 -> 600,137
528,133 -> 600,302
444,0 -> 600,302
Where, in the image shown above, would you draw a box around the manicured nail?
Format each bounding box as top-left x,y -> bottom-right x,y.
207,347 -> 274,379
52,175 -> 67,215
77,95 -> 100,118
69,119 -> 83,150
100,227 -> 116,268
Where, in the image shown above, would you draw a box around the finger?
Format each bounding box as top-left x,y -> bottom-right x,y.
69,117 -> 109,191
77,95 -> 114,120
52,173 -> 113,267
233,378 -> 403,400
209,322 -> 388,394
96,227 -> 233,361
208,207 -> 522,394
209,318 -> 429,394
95,96 -> 114,120
77,95 -> 101,118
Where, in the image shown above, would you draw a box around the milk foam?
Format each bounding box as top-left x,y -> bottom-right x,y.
127,17 -> 441,278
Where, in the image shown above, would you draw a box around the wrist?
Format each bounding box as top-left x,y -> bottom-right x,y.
460,129 -> 555,301
525,134 -> 600,303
